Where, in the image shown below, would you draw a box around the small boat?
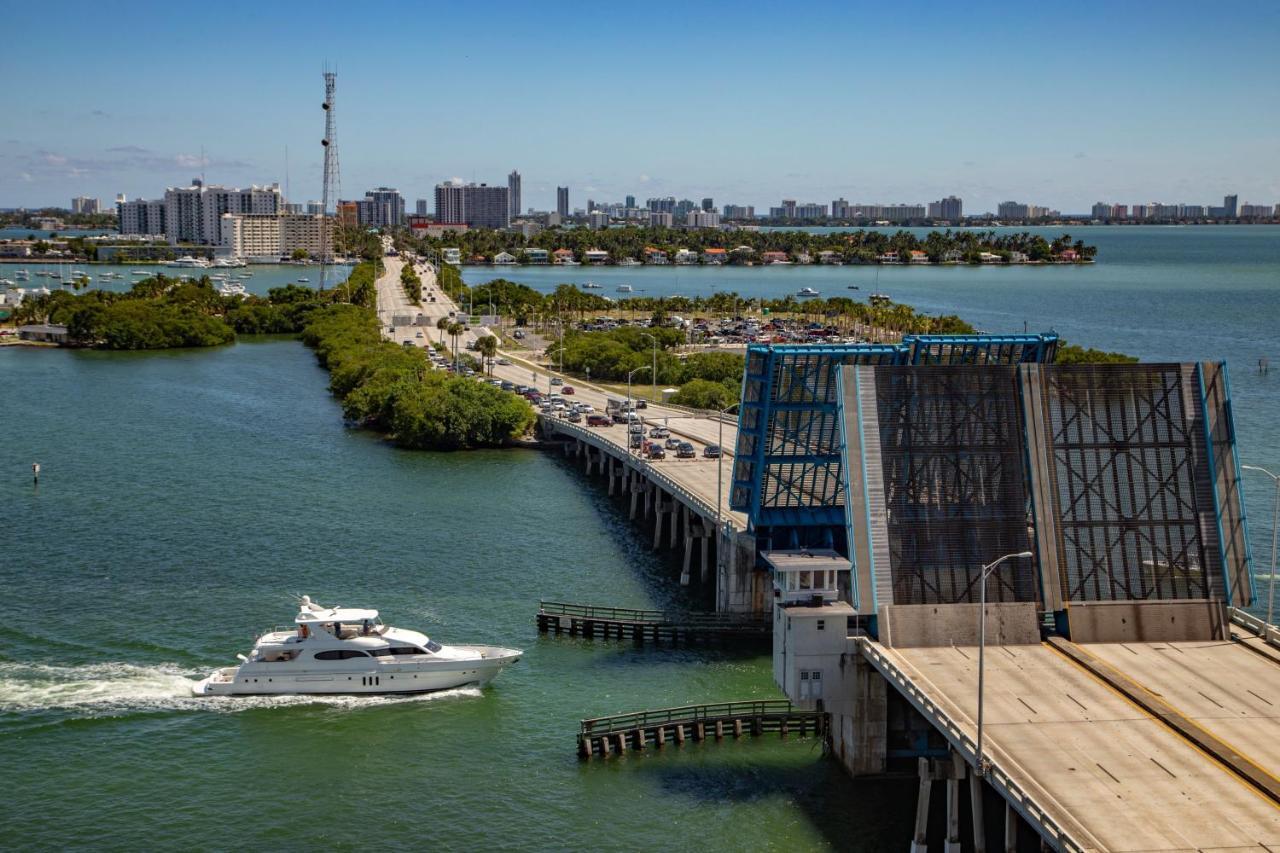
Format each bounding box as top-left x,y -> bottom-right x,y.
297,277 -> 310,283
192,596 -> 522,697
132,269 -> 149,275
847,285 -> 859,290
166,256 -> 209,269
216,281 -> 247,298
616,284 -> 633,293
797,287 -> 820,297
617,258 -> 641,266
581,282 -> 602,289
870,292 -> 890,301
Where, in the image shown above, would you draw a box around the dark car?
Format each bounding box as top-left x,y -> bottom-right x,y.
567,411 -> 583,423
629,433 -> 643,449
635,399 -> 647,409
676,442 -> 696,458
646,443 -> 666,459
612,412 -> 630,424
587,414 -> 612,427
703,444 -> 722,459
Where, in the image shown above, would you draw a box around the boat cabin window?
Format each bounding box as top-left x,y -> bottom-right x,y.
314,649 -> 370,661
425,640 -> 442,653
370,646 -> 433,656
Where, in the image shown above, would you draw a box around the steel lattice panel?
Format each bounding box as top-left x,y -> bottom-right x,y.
873,366 -> 1037,605
1042,364 -> 1223,603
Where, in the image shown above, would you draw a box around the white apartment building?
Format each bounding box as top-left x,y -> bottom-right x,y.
219,213 -> 334,261
160,180 -> 282,245
118,198 -> 167,236
686,209 -> 720,228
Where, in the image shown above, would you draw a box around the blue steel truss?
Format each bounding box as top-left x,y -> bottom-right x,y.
730,334 -> 1059,545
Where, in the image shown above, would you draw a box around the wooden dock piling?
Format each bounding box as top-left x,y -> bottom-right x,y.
578,700 -> 827,759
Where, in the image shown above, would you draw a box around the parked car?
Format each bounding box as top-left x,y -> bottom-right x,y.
676,442 -> 696,458
703,444 -> 722,459
561,386 -> 574,395
665,437 -> 682,450
402,340 -> 414,348
646,443 -> 666,459
587,414 -> 612,427
649,426 -> 670,438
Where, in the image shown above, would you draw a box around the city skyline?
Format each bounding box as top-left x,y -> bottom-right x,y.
2,1 -> 1278,212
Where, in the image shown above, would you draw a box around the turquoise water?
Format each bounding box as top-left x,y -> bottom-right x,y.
3,225 -> 1279,849
2,261 -> 351,297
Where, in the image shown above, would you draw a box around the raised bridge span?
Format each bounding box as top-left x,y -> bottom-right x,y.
380,252 -> 1280,850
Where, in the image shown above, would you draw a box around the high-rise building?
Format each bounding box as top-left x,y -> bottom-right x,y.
507,171 -> 521,219
434,182 -> 510,230
781,199 -> 797,218
161,180 -> 282,245
1223,194 -> 1238,217
832,198 -> 851,218
588,210 -> 610,229
556,186 -> 569,217
646,197 -> 675,214
997,201 -> 1029,220
219,213 -> 335,261
649,211 -> 673,227
117,198 -> 167,236
1091,202 -> 1110,220
675,199 -> 697,219
415,199 -> 430,216
723,204 -> 754,220
357,187 -> 405,228
881,204 -> 924,221
71,196 -> 99,215
625,195 -> 635,209
306,201 -> 325,215
938,196 -> 962,220
793,203 -> 828,219
701,197 -> 714,212
686,209 -> 720,228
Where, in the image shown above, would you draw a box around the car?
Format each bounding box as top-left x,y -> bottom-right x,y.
587,414 -> 612,427
552,402 -> 567,411
567,411 -> 583,423
703,444 -> 722,459
627,422 -> 643,434
646,443 -> 666,459
500,381 -> 514,391
676,442 -> 696,458
626,412 -> 642,423
649,426 -> 670,438
512,330 -> 525,339
629,434 -> 643,449
402,340 -> 414,348
635,399 -> 648,409
550,377 -> 563,386
577,403 -> 594,413
497,357 -> 511,365
612,412 -> 629,424
665,437 -> 682,450
561,386 -> 574,395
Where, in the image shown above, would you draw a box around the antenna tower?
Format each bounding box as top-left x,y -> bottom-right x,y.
319,69 -> 340,291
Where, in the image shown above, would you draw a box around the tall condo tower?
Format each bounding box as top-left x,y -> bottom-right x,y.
319,70 -> 340,290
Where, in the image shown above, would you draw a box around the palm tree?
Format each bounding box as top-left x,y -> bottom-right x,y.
476,334 -> 498,375
447,321 -> 464,367
436,315 -> 450,343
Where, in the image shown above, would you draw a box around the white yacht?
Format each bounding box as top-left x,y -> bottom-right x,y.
215,280 -> 247,298
797,287 -> 820,297
581,282 -> 602,289
211,257 -> 247,268
616,284 -> 633,293
617,258 -> 641,267
131,269 -> 149,275
192,596 -> 521,697
166,256 -> 210,269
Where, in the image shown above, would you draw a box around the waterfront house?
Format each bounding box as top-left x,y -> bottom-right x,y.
1058,248 -> 1080,262
644,247 -> 669,264
761,251 -> 790,264
817,250 -> 841,264
978,251 -> 1003,263
909,250 -> 929,264
795,252 -> 813,265
492,251 -> 516,265
522,247 -> 549,264
17,323 -> 69,344
0,242 -> 32,258
674,249 -> 698,265
553,248 -> 576,264
584,249 -> 610,264
1009,251 -> 1029,263
876,250 -> 900,263
703,247 -> 728,264
941,249 -> 964,263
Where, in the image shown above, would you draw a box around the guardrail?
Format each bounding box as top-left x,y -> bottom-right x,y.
856,638 -> 1088,852
581,699 -> 797,737
1228,606 -> 1280,648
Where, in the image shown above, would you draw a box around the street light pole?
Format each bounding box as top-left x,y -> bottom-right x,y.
1243,465 -> 1280,627
976,550 -> 1034,777
641,332 -> 658,402
715,403 -> 740,534
627,365 -> 649,409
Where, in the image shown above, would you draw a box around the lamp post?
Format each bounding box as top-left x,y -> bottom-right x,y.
626,365 -> 649,409
976,550 -> 1034,777
714,403 -> 740,533
1243,465 -> 1280,627
640,332 -> 658,402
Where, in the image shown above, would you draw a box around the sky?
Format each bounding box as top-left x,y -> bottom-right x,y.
2,0 -> 1278,214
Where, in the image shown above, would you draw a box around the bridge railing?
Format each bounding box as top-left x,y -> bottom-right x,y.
539,600 -> 666,622
581,700 -> 800,737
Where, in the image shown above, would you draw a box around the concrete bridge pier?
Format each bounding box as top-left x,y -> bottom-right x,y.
628,469 -> 641,520
607,458 -> 619,496
680,513 -> 713,587
653,491 -> 674,550
715,527 -> 767,614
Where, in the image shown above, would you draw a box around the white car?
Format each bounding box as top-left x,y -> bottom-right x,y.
577,404 -> 595,413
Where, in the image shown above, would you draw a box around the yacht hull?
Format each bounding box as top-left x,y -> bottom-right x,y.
192,646 -> 521,697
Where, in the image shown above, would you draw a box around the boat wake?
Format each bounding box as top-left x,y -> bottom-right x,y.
0,661 -> 483,718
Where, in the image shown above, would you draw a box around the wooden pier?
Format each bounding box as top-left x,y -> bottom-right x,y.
537,600 -> 770,645
578,699 -> 827,758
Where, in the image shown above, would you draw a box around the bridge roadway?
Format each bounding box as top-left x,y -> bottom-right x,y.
862,632 -> 1280,851
374,252 -> 748,532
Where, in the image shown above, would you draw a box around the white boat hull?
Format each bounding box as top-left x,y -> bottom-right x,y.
192,645 -> 521,697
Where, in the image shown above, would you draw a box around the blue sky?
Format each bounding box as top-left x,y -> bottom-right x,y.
3,0 -> 1278,213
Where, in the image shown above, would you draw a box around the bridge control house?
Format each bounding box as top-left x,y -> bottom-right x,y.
732,337 -> 1273,849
